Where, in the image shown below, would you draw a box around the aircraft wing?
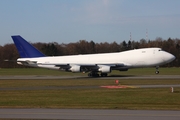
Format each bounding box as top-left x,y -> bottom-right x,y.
38,62 -> 125,67
38,63 -> 97,70
37,62 -> 126,72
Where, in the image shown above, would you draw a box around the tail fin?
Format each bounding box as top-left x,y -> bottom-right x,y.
11,35 -> 45,58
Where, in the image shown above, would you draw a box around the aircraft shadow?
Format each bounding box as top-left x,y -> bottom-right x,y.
108,75 -> 136,77
73,75 -> 136,79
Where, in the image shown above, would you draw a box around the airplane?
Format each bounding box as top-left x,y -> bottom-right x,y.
11,35 -> 175,77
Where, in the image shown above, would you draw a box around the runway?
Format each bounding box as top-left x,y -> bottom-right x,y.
1,75 -> 180,80
0,108 -> 179,120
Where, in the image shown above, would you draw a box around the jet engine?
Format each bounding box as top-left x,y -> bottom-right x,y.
69,65 -> 81,73
98,66 -> 111,73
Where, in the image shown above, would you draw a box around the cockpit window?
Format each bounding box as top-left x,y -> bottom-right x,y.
158,49 -> 163,51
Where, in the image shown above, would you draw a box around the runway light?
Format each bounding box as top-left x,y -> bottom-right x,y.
115,80 -> 119,84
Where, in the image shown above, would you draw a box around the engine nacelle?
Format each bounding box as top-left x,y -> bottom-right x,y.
69,65 -> 81,73
98,66 -> 111,73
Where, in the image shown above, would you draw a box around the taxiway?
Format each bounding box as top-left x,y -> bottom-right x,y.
0,108 -> 179,120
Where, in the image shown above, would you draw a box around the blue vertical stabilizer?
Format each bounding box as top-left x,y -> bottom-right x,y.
11,35 -> 45,58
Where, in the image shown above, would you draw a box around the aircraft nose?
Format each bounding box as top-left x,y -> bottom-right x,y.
163,52 -> 176,63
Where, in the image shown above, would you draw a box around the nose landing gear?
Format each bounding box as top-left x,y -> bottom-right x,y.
155,66 -> 159,74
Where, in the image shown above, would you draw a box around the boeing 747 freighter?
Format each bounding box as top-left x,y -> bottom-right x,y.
11,35 -> 175,77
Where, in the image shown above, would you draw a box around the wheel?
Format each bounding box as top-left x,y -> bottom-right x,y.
88,73 -> 92,77
88,72 -> 99,77
155,66 -> 159,74
95,73 -> 99,77
101,73 -> 108,77
155,71 -> 159,74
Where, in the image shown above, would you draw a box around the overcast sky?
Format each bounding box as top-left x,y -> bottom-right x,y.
1,0 -> 180,45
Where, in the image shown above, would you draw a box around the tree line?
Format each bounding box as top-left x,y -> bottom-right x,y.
0,37 -> 180,68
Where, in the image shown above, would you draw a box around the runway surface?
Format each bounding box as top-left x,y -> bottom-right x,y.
1,75 -> 180,80
0,108 -> 180,120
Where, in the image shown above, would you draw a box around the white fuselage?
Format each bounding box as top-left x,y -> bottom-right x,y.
17,48 -> 175,72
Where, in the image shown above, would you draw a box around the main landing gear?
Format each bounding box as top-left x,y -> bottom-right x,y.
88,72 -> 108,77
155,66 -> 159,74
88,72 -> 99,77
100,73 -> 108,77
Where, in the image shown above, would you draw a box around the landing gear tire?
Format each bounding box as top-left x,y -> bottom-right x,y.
155,66 -> 159,74
155,71 -> 159,74
88,73 -> 92,77
101,73 -> 108,77
88,72 -> 99,77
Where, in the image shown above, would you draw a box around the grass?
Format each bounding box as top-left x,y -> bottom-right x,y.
0,79 -> 180,88
0,88 -> 180,110
0,68 -> 179,110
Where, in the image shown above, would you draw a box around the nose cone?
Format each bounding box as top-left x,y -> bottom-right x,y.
163,52 -> 176,63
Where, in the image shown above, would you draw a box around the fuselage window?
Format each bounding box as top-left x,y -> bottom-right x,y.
142,51 -> 146,53
158,49 -> 163,51
158,49 -> 162,51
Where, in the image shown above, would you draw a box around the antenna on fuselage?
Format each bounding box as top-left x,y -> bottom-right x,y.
146,29 -> 148,41
130,32 -> 132,41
